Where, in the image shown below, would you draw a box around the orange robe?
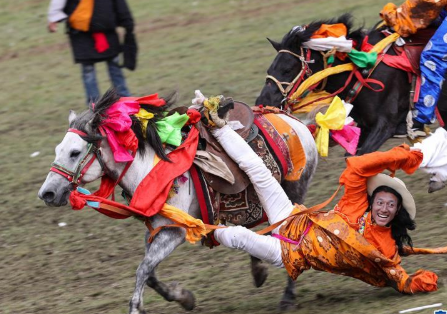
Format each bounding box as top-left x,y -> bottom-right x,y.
380,0 -> 447,37
279,145 -> 439,293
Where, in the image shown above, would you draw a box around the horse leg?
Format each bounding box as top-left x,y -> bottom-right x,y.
146,271 -> 195,311
356,119 -> 396,155
275,168 -> 316,311
129,226 -> 194,314
250,253 -> 269,288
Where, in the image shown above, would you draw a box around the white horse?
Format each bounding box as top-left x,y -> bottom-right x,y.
38,90 -> 319,313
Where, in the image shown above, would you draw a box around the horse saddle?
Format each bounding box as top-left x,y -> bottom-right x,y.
195,101 -> 256,195
402,28 -> 436,76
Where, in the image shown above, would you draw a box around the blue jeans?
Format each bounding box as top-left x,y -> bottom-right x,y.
81,56 -> 131,104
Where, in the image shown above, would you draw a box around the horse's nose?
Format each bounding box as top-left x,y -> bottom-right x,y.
39,189 -> 56,203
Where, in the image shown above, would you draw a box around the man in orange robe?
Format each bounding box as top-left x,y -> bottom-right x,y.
211,123 -> 444,294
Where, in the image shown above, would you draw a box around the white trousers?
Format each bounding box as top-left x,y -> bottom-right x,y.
211,125 -> 295,267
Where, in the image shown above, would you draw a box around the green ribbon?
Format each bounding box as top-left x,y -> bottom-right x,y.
155,112 -> 189,146
347,49 -> 377,68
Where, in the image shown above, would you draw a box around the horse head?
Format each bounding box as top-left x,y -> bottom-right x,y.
38,89 -> 174,207
255,13 -> 362,108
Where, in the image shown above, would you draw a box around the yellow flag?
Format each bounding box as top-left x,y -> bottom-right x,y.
315,96 -> 346,157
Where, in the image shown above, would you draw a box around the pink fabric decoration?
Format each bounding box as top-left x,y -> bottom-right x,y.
102,100 -> 140,162
331,123 -> 361,155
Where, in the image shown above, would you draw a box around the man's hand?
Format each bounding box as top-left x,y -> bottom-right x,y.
48,22 -> 58,33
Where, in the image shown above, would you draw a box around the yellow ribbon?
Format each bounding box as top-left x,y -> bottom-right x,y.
315,96 -> 346,157
289,32 -> 400,108
135,108 -> 155,135
203,96 -> 223,113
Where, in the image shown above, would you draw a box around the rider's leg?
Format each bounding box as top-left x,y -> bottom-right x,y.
215,225 -> 284,267
211,125 -> 294,226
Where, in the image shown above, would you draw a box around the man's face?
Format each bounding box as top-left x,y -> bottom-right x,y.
371,191 -> 400,227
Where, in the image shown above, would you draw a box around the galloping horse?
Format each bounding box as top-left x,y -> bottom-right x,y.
256,14 -> 414,155
38,90 -> 318,313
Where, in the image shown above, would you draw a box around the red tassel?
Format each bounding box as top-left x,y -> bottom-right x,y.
69,191 -> 87,210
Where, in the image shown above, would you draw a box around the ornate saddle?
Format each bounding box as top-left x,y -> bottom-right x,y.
402,27 -> 437,76
195,100 -> 256,195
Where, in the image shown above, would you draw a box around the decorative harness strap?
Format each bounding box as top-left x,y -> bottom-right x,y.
288,33 -> 399,111
50,128 -> 106,185
266,48 -> 313,106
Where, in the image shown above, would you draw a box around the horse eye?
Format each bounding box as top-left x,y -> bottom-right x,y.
70,150 -> 81,158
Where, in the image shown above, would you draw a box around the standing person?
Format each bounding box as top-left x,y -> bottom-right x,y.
47,0 -> 137,104
381,0 -> 447,132
204,110 -> 445,294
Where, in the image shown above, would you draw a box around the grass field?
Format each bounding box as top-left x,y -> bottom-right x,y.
1,0 -> 447,313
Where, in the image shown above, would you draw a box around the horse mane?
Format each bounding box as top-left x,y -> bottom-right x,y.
70,88 -> 177,162
280,13 -> 362,50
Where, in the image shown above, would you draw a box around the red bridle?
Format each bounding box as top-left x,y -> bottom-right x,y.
50,128 -> 105,185
265,48 -> 313,108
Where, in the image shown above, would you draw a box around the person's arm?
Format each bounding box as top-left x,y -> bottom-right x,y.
115,0 -> 134,32
380,0 -> 447,37
386,262 -> 438,293
337,145 -> 422,221
47,0 -> 68,32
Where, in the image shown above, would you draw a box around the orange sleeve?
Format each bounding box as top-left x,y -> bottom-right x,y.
380,0 -> 447,37
407,270 -> 438,293
337,145 -> 422,223
397,269 -> 438,293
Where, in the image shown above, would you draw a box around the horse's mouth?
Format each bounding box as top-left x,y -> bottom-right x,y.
428,180 -> 446,193
44,187 -> 71,207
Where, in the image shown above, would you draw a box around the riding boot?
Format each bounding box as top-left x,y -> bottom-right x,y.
211,125 -> 294,228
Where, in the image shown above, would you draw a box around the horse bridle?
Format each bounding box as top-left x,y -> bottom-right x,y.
50,128 -> 105,185
265,47 -> 314,102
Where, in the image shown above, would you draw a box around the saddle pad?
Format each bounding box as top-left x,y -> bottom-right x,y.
255,113 -> 306,181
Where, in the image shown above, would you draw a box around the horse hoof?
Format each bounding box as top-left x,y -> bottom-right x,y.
251,263 -> 269,287
278,299 -> 296,312
179,289 -> 196,311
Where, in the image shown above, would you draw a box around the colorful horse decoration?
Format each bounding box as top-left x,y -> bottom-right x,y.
257,14 -> 439,155
38,89 -> 319,313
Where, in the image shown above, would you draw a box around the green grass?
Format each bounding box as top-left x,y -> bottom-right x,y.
1,0 -> 447,313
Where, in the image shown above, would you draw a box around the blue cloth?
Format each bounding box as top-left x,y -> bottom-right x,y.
414,15 -> 447,124
81,56 -> 130,104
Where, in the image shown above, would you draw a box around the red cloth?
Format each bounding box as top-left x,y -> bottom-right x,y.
92,32 -> 109,53
130,126 -> 199,216
120,94 -> 167,107
382,52 -> 415,73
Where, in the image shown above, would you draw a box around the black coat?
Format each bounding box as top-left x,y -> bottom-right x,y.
64,0 -> 136,66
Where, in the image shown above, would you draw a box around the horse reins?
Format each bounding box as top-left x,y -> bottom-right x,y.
50,128 -> 106,186
265,48 -> 313,103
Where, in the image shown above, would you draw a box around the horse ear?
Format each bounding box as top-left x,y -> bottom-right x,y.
267,38 -> 281,51
68,110 -> 77,125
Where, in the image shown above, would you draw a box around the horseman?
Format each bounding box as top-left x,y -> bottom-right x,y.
205,99 -> 447,294
381,0 -> 447,132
